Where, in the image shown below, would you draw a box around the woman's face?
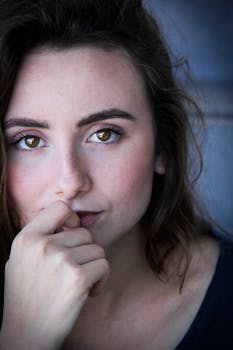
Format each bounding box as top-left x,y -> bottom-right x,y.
5,47 -> 165,247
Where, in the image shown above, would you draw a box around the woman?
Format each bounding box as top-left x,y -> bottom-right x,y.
0,0 -> 232,349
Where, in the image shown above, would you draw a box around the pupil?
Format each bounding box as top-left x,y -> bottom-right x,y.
25,136 -> 39,147
97,130 -> 111,141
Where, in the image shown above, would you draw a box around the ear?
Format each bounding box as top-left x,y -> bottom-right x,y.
154,154 -> 166,175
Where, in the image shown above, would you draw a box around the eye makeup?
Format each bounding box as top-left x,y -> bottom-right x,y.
87,125 -> 124,144
4,119 -> 126,153
5,129 -> 47,150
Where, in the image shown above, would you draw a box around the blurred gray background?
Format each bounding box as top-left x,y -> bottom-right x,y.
145,0 -> 233,232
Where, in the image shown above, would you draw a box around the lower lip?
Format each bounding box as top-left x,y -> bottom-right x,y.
79,212 -> 102,227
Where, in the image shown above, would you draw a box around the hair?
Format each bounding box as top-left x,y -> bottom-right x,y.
0,0 -> 213,323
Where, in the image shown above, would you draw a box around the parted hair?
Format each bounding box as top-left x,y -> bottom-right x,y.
0,0 -> 210,323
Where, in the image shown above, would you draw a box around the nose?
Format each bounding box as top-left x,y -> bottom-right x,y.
54,149 -> 92,200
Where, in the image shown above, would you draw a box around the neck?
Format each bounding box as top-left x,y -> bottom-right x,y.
85,225 -> 160,315
106,227 -> 148,288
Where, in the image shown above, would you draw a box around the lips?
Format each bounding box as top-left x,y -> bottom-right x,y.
77,211 -> 103,227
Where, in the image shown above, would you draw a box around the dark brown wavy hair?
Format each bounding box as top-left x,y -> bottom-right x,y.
0,0 -> 212,323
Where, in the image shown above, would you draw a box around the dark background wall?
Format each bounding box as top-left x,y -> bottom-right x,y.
145,0 -> 233,83
145,0 -> 233,232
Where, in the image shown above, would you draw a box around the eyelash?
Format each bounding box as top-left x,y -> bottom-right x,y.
10,130 -> 47,151
87,126 -> 123,144
7,125 -> 123,150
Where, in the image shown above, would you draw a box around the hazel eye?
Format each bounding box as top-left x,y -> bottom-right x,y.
24,135 -> 40,148
87,128 -> 122,144
13,134 -> 47,150
96,130 -> 112,142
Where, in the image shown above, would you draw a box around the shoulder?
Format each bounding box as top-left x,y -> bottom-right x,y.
176,230 -> 233,349
208,229 -> 233,282
192,227 -> 233,277
192,229 -> 233,304
209,230 -> 233,294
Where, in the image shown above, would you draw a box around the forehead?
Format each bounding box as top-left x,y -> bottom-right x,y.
7,46 -> 152,123
18,45 -> 145,90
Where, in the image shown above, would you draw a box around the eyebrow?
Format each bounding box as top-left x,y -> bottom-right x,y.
4,118 -> 49,130
77,108 -> 136,127
3,108 -> 136,130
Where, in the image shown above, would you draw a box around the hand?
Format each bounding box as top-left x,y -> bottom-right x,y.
0,201 -> 109,350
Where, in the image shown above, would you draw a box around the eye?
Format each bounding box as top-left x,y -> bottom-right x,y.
14,135 -> 46,150
87,127 -> 122,144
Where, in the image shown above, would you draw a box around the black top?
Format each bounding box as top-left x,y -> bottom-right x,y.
175,233 -> 233,349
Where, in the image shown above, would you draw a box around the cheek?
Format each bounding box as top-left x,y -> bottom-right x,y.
7,153 -> 53,200
7,163 -> 37,198
7,161 -> 47,224
100,145 -> 155,209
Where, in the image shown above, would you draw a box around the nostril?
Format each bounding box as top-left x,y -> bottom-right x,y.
55,191 -> 64,195
54,172 -> 92,200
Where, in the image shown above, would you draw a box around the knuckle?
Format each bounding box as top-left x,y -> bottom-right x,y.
78,228 -> 94,243
55,247 -> 68,263
41,236 -> 55,255
95,245 -> 105,257
11,231 -> 30,249
73,267 -> 88,289
62,250 -> 74,266
56,249 -> 76,269
84,230 -> 94,243
56,200 -> 70,216
100,258 -> 110,274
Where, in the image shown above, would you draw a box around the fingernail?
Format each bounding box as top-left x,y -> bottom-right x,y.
64,213 -> 80,228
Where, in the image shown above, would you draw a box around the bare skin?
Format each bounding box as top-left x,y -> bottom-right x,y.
0,47 -> 220,349
0,206 -> 219,350
0,201 -> 109,350
62,235 -> 219,350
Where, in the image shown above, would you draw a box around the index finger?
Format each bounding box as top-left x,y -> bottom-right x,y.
21,201 -> 80,237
